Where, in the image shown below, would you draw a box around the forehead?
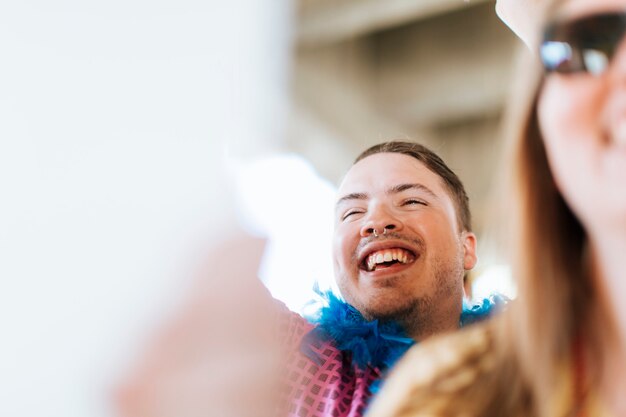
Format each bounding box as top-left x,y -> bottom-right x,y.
338,153 -> 447,195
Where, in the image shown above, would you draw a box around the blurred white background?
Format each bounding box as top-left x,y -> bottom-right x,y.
0,1 -> 292,416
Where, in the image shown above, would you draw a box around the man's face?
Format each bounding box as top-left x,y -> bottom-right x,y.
332,153 -> 476,338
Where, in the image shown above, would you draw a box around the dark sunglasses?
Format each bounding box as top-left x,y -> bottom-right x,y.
540,11 -> 626,75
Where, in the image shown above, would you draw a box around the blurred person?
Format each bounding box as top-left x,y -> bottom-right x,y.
118,140 -> 503,417
0,1 -> 291,417
116,234 -> 283,417
366,1 -> 626,416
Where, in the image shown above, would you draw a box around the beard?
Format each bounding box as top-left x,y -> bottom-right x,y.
340,236 -> 465,339
370,264 -> 462,339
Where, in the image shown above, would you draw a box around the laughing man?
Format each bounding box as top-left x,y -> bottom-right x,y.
279,141 -> 502,417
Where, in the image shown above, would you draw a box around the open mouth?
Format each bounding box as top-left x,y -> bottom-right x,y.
360,248 -> 417,272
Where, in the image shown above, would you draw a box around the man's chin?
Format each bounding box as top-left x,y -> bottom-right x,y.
360,301 -> 417,323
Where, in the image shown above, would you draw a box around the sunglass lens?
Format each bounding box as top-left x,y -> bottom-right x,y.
541,12 -> 626,75
540,41 -> 580,73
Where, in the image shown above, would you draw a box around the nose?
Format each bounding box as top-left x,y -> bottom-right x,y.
359,204 -> 403,238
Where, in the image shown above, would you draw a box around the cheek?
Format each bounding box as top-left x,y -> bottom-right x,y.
332,227 -> 354,269
538,78 -> 599,145
417,210 -> 457,238
412,216 -> 458,255
538,78 -> 605,182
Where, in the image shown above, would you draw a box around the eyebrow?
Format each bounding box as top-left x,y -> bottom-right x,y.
389,183 -> 438,198
335,192 -> 369,208
335,183 -> 438,209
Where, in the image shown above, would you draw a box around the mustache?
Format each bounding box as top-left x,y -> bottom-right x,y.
355,231 -> 426,253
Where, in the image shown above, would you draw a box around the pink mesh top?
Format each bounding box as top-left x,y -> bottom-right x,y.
274,293 -> 504,417
277,306 -> 382,417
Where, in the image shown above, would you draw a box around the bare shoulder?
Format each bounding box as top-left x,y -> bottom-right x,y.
366,323 -> 495,417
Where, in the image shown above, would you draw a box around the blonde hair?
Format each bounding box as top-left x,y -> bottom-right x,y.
406,1 -> 601,414
481,0 -> 601,415
495,58 -> 593,417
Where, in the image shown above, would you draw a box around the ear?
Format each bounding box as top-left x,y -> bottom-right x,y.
461,232 -> 478,271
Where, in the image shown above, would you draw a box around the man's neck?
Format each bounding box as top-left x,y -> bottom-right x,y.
401,307 -> 463,342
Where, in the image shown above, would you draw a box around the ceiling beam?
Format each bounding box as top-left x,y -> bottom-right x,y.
297,0 -> 491,47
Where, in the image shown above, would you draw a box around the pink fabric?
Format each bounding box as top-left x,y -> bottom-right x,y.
277,307 -> 381,417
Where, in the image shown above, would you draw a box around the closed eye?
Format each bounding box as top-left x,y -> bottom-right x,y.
402,198 -> 427,206
342,209 -> 365,221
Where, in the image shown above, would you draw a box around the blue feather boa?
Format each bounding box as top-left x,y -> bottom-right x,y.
300,291 -> 506,377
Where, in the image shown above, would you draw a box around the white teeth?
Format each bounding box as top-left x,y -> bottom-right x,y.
365,248 -> 413,271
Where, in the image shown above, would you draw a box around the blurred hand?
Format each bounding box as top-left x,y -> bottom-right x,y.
116,234 -> 282,417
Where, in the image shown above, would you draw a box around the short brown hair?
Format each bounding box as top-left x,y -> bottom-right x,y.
355,141 -> 472,232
